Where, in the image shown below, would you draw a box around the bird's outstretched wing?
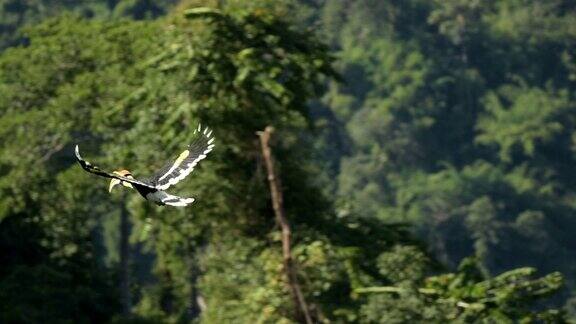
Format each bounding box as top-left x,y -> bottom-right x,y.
150,124 -> 215,190
74,145 -> 156,189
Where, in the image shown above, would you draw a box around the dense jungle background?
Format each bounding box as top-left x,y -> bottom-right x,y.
2,0 -> 576,322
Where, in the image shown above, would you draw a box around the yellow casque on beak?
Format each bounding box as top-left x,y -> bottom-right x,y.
109,179 -> 121,192
109,170 -> 135,192
108,179 -> 134,192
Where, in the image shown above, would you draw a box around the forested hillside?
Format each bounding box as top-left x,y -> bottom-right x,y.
310,0 -> 576,317
0,0 -> 575,323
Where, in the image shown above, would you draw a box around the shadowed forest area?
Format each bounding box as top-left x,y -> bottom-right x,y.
1,0 -> 576,323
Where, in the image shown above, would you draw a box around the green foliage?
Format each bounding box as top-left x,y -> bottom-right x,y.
316,0 -> 576,318
0,15 -> 163,322
360,253 -> 566,323
0,0 -> 176,51
477,84 -> 574,161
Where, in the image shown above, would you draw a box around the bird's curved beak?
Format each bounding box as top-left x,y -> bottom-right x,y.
109,179 -> 121,192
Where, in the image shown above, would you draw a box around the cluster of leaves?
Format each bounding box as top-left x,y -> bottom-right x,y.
360,248 -> 565,323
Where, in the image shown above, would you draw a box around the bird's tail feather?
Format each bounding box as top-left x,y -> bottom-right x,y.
161,194 -> 195,207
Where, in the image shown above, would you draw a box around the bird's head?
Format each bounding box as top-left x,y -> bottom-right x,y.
109,169 -> 134,192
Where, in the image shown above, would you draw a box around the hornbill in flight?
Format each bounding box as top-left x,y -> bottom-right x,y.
75,125 -> 215,207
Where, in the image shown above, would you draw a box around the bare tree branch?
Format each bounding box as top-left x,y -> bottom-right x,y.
257,126 -> 314,324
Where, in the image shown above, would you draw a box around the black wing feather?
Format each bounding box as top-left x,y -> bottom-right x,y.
150,124 -> 215,190
74,145 -> 156,189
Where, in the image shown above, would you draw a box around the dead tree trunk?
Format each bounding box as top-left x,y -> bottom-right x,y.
258,126 -> 313,324
120,194 -> 132,317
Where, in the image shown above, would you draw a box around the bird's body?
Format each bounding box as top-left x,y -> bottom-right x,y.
75,124 -> 214,207
143,190 -> 195,207
117,173 -> 192,206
